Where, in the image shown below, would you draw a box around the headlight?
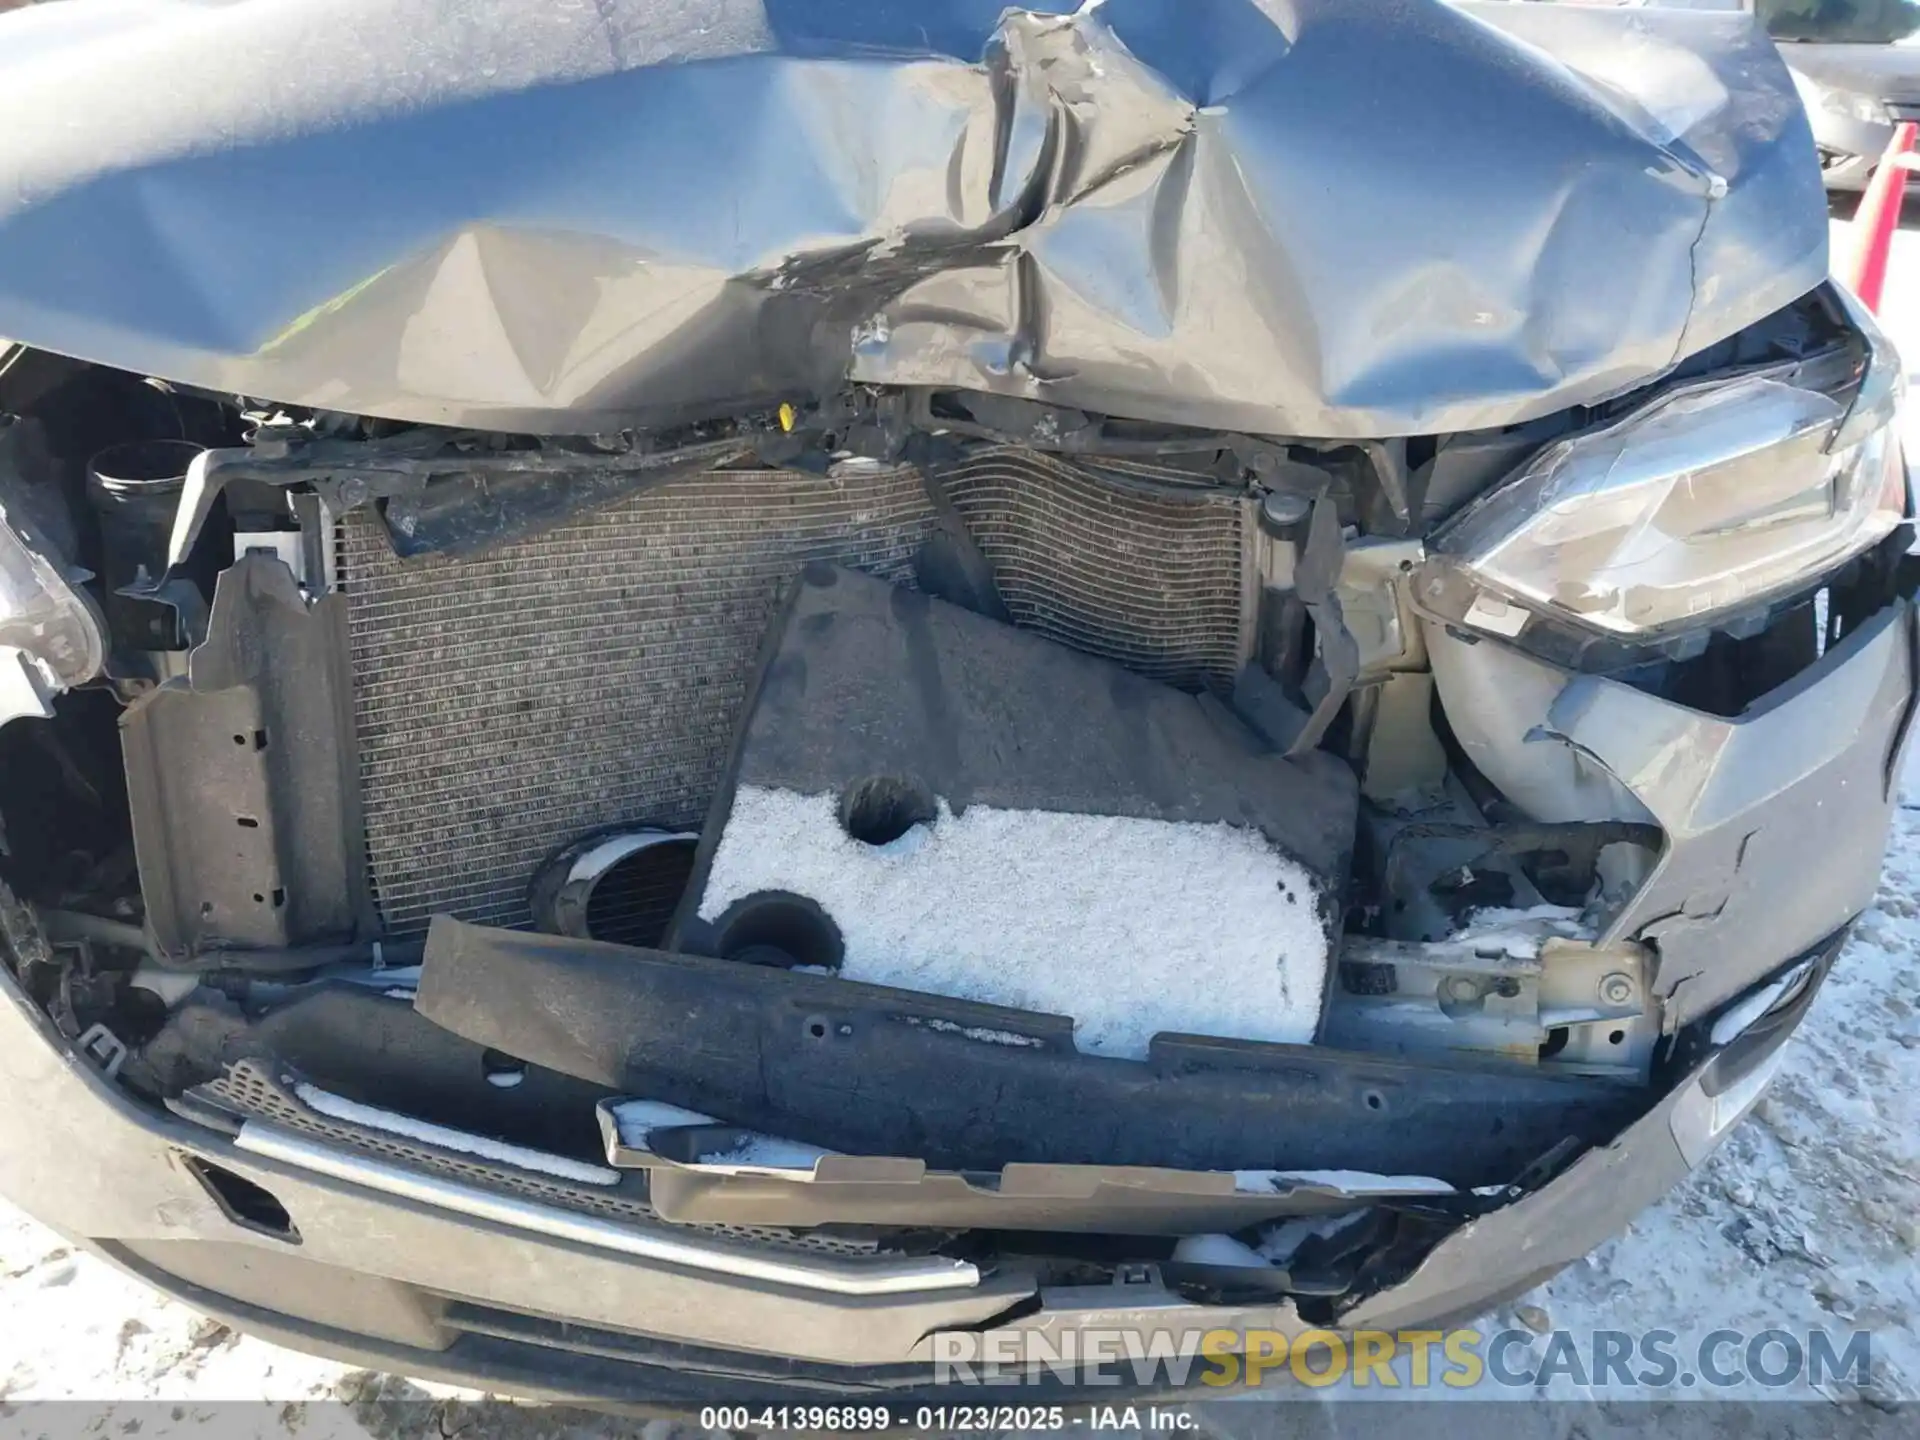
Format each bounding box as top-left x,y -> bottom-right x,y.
1822,88 -> 1892,127
0,417 -> 106,724
1418,294 -> 1905,651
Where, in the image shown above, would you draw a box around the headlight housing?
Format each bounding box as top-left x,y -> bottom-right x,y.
1417,290 -> 1906,662
0,415 -> 106,724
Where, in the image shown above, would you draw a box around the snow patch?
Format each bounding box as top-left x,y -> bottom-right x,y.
1450,903 -> 1591,958
699,786 -> 1330,1060
907,1017 -> 1047,1047
604,1100 -> 833,1174
1257,1209 -> 1375,1264
695,1136 -> 835,1174
606,1099 -> 719,1150
293,1084 -> 618,1186
1171,1233 -> 1270,1270
1234,1169 -> 1456,1197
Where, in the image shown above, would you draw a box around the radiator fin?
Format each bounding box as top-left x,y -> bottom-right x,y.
342,466 -> 935,935
942,448 -> 1247,693
343,457 -> 1247,936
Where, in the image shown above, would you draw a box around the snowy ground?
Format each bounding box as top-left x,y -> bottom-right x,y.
3,211 -> 1920,1432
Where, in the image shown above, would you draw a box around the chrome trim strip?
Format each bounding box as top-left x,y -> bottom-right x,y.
233,1121 -> 980,1298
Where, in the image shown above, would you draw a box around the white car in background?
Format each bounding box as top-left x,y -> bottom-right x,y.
1764,0 -> 1920,187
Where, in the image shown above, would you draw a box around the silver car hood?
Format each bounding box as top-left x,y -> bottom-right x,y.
0,0 -> 1825,440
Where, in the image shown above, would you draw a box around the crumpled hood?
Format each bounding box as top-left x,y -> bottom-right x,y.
0,0 -> 1825,439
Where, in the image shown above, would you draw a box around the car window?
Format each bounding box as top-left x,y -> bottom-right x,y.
1759,0 -> 1920,44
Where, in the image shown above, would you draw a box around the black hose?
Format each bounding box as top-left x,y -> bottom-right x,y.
33,908 -> 423,974
165,937 -> 427,975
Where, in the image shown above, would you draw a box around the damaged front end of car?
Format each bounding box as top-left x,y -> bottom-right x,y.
0,0 -> 1912,1399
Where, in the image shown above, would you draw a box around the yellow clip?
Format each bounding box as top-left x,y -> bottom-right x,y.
778,402 -> 797,433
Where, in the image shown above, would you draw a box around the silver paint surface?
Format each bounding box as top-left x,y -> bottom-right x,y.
0,0 -> 1825,438
1547,601 -> 1918,1027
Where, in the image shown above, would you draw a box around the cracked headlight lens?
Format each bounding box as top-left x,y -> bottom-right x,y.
1420,301 -> 1905,646
0,417 -> 106,723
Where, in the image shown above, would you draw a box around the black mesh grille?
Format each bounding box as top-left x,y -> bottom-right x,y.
199,1060 -> 880,1257
583,837 -> 698,949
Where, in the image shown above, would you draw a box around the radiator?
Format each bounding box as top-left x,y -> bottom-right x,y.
341,454 -> 1251,936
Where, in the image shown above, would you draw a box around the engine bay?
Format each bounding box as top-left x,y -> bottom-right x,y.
0,275 -> 1913,1319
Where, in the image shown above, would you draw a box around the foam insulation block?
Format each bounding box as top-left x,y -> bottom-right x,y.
673,565 -> 1358,1058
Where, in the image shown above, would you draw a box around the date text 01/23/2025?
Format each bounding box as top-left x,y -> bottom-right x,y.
696,1406 -> 1200,1430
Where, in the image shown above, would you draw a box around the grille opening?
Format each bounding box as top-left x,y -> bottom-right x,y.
184,1156 -> 299,1242
582,835 -> 697,949
202,1060 -> 883,1256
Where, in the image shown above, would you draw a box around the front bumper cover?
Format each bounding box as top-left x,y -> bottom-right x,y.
0,926 -> 1847,1402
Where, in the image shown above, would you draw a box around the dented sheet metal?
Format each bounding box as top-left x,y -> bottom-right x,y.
1548,601 -> 1919,1028
1346,935 -> 1842,1334
0,0 -> 1823,439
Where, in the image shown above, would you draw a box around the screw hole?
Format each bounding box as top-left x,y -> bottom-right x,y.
1609,1029 -> 1626,1045
804,1017 -> 830,1040
251,892 -> 265,904
1363,1091 -> 1385,1112
236,816 -> 260,829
